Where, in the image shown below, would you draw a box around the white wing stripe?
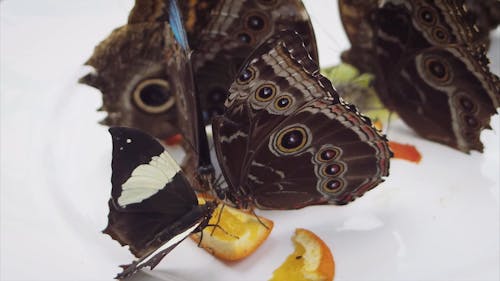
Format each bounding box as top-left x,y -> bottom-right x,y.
136,222 -> 200,268
118,151 -> 181,207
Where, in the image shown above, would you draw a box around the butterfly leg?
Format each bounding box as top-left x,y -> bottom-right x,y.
210,203 -> 225,236
206,203 -> 240,239
250,209 -> 270,230
197,229 -> 204,247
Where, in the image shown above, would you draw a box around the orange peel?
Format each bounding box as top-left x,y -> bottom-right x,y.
163,133 -> 183,146
191,198 -> 273,261
269,228 -> 334,281
388,141 -> 422,163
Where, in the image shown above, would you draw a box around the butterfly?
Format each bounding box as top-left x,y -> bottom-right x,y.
102,3 -> 392,276
339,0 -> 500,153
80,0 -> 318,141
101,2 -> 219,278
210,30 -> 392,209
104,29 -> 392,278
105,127 -> 217,279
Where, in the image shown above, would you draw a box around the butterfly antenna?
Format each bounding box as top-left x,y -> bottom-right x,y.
206,204 -> 239,239
195,232 -> 216,254
197,228 -> 204,247
251,209 -> 270,230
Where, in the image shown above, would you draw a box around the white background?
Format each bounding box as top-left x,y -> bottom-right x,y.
1,1 -> 499,280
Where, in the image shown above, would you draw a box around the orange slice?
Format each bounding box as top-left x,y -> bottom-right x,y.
269,228 -> 335,281
191,198 -> 273,261
163,134 -> 183,146
388,141 -> 422,163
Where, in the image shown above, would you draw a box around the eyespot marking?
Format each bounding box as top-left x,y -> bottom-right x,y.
322,179 -> 344,194
274,95 -> 292,110
132,79 -> 174,114
272,125 -> 311,155
255,84 -> 276,102
237,67 -> 256,84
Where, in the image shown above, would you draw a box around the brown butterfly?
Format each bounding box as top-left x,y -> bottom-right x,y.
339,0 -> 500,153
212,30 -> 391,209
80,0 -> 318,141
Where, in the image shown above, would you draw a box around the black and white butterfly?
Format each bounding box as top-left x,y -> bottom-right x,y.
104,127 -> 217,279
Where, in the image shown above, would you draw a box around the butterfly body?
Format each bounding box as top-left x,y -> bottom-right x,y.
213,31 -> 391,209
339,0 -> 500,153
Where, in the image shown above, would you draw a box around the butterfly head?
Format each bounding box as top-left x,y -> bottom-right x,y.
212,182 -> 251,210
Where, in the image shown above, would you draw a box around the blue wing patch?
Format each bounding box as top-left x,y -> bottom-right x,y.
168,0 -> 189,50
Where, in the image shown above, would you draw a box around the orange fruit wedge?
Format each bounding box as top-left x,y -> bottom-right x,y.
191,198 -> 273,261
388,141 -> 422,163
269,228 -> 335,281
163,133 -> 183,146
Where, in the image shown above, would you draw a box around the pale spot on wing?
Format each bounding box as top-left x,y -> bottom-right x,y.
118,151 -> 181,207
219,130 -> 247,143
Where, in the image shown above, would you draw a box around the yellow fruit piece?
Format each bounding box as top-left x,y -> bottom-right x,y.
191,198 -> 273,261
269,228 -> 335,281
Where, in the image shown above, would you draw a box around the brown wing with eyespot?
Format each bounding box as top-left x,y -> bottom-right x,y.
248,99 -> 391,209
192,0 -> 318,124
80,21 -> 183,139
213,31 -> 391,209
371,1 -> 500,153
81,0 -> 203,141
339,0 -> 500,153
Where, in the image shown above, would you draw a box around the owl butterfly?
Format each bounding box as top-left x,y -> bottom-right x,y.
339,0 -> 500,153
80,0 -> 318,141
211,30 -> 391,209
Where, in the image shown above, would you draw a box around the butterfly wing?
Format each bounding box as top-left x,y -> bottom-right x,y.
79,0 -> 201,141
80,11 -> 188,139
213,31 -> 391,209
191,0 -> 318,123
339,0 -> 500,153
338,0 -> 379,74
379,45 -> 498,152
105,126 -> 216,278
105,127 -> 199,254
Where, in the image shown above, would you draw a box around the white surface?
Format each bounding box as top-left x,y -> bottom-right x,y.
1,1 -> 499,280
